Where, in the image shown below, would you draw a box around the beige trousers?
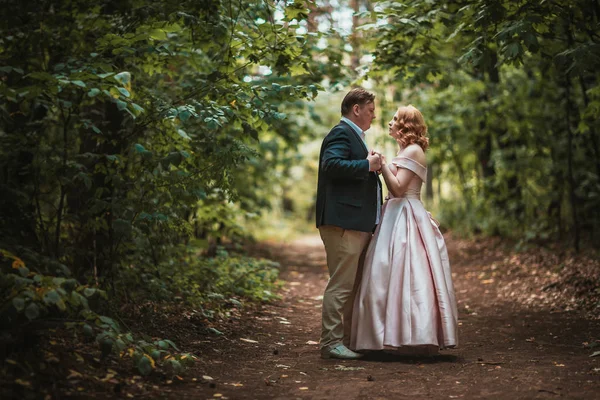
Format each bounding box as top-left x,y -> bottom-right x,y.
319,225 -> 371,349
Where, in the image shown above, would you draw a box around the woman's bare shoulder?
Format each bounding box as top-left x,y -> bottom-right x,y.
400,144 -> 426,164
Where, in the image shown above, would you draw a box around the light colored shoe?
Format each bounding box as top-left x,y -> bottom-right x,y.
320,343 -> 364,360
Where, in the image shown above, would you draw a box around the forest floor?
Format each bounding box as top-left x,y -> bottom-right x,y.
4,233 -> 600,399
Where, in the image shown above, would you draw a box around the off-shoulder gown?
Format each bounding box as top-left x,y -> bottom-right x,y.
350,155 -> 458,353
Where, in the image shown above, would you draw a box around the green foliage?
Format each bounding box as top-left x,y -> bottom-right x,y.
0,0 -> 329,281
118,245 -> 281,311
0,249 -> 195,376
0,249 -> 105,325
364,0 -> 600,247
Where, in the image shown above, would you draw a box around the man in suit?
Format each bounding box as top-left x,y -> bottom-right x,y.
316,88 -> 382,359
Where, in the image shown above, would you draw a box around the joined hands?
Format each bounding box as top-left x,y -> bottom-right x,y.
367,150 -> 386,174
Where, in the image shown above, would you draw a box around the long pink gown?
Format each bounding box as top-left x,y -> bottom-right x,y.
350,155 -> 458,353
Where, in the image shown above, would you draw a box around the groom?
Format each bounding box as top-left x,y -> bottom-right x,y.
315,87 -> 382,359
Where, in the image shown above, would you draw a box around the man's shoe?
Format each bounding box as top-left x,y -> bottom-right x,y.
320,344 -> 363,360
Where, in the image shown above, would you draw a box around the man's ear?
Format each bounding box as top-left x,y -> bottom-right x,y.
352,104 -> 360,116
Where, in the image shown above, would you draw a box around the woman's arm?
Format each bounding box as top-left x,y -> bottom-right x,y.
380,145 -> 424,197
381,164 -> 415,198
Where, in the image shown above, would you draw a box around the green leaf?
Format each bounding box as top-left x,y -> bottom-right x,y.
98,316 -> 119,331
52,277 -> 66,286
504,42 -> 522,59
137,355 -> 153,375
132,103 -> 144,115
113,71 -> 131,86
150,29 -> 168,40
44,289 -> 61,306
115,338 -> 126,352
88,88 -> 101,97
12,297 -> 25,312
166,359 -> 183,374
83,324 -> 94,337
208,327 -> 223,336
289,64 -> 309,76
178,109 -> 191,122
272,112 -> 287,120
134,144 -> 147,153
69,291 -> 81,307
158,340 -> 169,350
83,287 -> 96,297
204,117 -> 220,130
117,87 -> 130,97
99,338 -> 113,358
164,339 -> 179,351
71,80 -> 86,88
177,129 -> 191,140
116,99 -> 128,111
56,299 -> 67,311
27,72 -> 54,81
25,302 -> 40,320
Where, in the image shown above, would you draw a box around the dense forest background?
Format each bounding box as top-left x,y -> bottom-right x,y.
1,0 -> 599,391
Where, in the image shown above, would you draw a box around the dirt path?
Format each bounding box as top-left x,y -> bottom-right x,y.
163,234 -> 599,400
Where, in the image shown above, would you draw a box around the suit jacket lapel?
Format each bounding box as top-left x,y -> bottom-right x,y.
339,121 -> 368,156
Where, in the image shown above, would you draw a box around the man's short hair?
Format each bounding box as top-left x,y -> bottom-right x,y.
341,88 -> 375,116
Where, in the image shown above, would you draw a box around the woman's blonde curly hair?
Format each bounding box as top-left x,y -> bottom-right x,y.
392,105 -> 429,151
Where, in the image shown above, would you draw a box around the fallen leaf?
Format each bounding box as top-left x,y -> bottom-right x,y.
202,375 -> 214,381
299,387 -> 309,390
335,365 -> 365,371
240,338 -> 258,344
67,369 -> 83,379
15,379 -> 32,388
306,340 -> 318,345
280,321 -> 291,325
276,364 -> 290,368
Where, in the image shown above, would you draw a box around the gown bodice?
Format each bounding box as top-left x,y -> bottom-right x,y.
389,156 -> 427,200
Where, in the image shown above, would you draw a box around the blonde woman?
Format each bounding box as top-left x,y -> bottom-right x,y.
350,105 -> 458,355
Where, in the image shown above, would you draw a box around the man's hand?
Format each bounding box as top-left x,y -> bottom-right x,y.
367,150 -> 381,172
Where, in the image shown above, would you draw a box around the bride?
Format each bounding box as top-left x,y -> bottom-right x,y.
350,105 -> 458,354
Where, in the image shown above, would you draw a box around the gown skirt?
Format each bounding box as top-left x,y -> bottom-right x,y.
350,195 -> 458,353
